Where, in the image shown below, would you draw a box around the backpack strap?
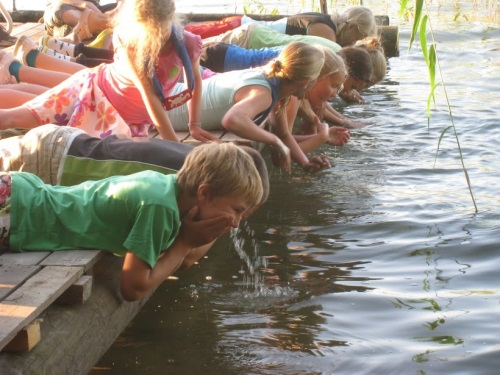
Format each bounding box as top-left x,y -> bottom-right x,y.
152,24 -> 195,111
252,75 -> 281,125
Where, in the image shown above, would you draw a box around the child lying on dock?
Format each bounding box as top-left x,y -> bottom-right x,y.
1,142 -> 267,301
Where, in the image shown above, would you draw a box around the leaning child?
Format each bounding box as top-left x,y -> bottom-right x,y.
1,142 -> 266,301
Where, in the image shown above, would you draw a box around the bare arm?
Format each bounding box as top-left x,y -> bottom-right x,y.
179,241 -> 216,269
270,105 -> 329,172
119,48 -> 179,141
120,206 -> 233,301
120,240 -> 191,301
223,85 -> 291,171
222,86 -> 277,144
186,57 -> 220,143
323,102 -> 368,129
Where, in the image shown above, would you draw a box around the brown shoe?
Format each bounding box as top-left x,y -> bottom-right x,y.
0,24 -> 16,47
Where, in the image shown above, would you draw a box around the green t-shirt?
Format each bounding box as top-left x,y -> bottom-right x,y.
249,24 -> 341,53
10,171 -> 180,269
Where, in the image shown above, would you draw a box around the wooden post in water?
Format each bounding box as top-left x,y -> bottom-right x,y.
320,0 -> 328,14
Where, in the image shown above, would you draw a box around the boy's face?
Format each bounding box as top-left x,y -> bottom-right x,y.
197,192 -> 253,229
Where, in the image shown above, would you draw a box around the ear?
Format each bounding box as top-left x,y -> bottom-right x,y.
197,183 -> 212,204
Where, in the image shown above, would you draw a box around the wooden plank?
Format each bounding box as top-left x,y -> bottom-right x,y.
176,131 -> 191,141
56,275 -> 93,305
0,11 -> 44,23
6,22 -> 37,37
0,253 -> 151,374
181,130 -> 226,145
2,319 -> 41,353
0,252 -> 50,266
40,250 -> 103,272
180,13 -> 391,26
0,265 -> 83,351
0,265 -> 40,300
220,132 -> 255,146
3,11 -> 392,26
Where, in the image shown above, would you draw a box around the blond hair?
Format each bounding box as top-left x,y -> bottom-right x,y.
332,6 -> 377,46
354,36 -> 386,85
315,44 -> 347,79
112,0 -> 175,82
264,41 -> 325,83
177,143 -> 263,208
264,41 -> 325,112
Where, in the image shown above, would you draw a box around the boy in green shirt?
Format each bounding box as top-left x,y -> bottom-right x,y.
0,142 -> 266,301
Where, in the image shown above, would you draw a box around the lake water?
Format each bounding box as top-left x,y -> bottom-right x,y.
16,1 -> 496,374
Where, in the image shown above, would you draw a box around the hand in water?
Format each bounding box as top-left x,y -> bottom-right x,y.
304,154 -> 331,173
327,126 -> 350,146
271,139 -> 291,173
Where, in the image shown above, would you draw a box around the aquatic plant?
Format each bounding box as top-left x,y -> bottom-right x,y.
401,0 -> 478,212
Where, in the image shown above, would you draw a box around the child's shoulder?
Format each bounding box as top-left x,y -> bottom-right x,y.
182,29 -> 202,50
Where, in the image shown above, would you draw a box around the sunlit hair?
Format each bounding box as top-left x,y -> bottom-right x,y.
264,41 -> 325,112
112,0 -> 175,82
177,143 -> 263,208
315,44 -> 347,79
354,36 -> 387,86
338,46 -> 373,83
332,6 -> 377,46
264,41 -> 325,83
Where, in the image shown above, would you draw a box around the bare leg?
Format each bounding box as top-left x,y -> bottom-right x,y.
0,106 -> 40,130
0,89 -> 37,108
33,52 -> 84,75
18,65 -> 71,88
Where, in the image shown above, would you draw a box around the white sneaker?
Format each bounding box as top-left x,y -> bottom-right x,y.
13,35 -> 39,65
0,50 -> 17,84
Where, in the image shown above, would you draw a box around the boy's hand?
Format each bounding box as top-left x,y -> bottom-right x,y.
178,206 -> 233,248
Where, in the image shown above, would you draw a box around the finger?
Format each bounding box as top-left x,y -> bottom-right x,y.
184,205 -> 199,221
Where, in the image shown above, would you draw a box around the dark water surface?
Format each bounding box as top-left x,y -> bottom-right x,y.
91,5 -> 500,375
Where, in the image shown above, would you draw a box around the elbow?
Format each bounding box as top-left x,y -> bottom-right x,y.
221,113 -> 235,131
120,281 -> 148,302
120,286 -> 144,302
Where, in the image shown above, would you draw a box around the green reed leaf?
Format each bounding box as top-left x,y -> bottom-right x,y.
409,0 -> 424,51
436,125 -> 453,154
399,0 -> 409,17
428,43 -> 436,89
419,15 -> 429,64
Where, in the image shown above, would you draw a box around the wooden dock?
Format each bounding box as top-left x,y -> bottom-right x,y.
0,12 -> 399,374
0,249 -> 154,374
0,19 -> 258,375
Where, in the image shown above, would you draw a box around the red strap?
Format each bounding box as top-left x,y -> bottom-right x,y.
163,89 -> 192,111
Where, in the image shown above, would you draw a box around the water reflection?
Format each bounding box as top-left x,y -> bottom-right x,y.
94,18 -> 500,375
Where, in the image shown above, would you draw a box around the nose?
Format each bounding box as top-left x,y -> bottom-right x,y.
231,214 -> 243,228
329,87 -> 338,99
